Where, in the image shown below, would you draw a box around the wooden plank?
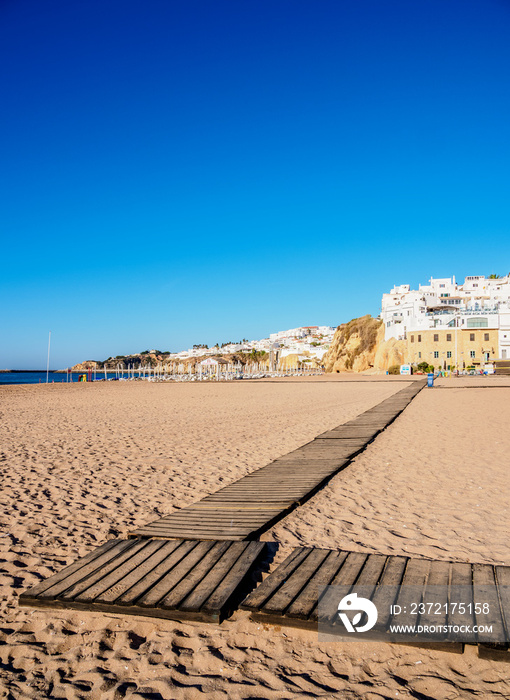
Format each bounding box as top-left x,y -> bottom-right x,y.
477,644 -> 510,662
443,562 -> 473,640
316,431 -> 378,440
146,520 -> 274,528
371,555 -> 408,629
134,533 -> 247,542
473,564 -> 506,645
314,551 -> 368,625
262,548 -> 331,615
199,495 -> 297,503
479,565 -> 510,660
496,566 -> 510,640
329,551 -> 368,586
136,540 -> 217,608
131,528 -> 254,539
355,553 -> 388,589
275,453 -> 353,461
389,558 -> 430,630
60,538 -> 169,601
187,503 -> 295,511
327,426 -> 381,437
134,512 -> 272,522
77,539 -> 166,604
205,488 -> 311,496
418,560 -> 451,636
180,542 -> 251,612
154,509 -> 274,517
285,550 -> 348,620
159,541 -> 232,610
131,520 -> 260,539
100,539 -> 191,605
19,538 -> 120,601
142,517 -> 271,525
260,459 -> 340,466
241,548 -> 311,611
34,540 -> 139,601
201,542 -> 266,615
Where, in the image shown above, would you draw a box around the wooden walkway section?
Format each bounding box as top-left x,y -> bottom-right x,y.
130,380 -> 426,540
19,538 -> 268,623
241,546 -> 510,657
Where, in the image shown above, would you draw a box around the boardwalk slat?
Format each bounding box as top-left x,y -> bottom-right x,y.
19,539 -> 120,600
136,541 -> 217,607
78,539 -> 166,603
473,564 -> 506,645
314,551 -> 368,624
495,566 -> 510,638
355,553 -> 388,589
241,548 -> 311,611
202,542 -> 266,615
133,529 -> 253,540
35,540 -> 138,600
262,548 -> 331,614
389,558 -> 430,630
114,540 -> 199,604
285,550 -> 348,620
180,542 -> 251,612
159,541 -> 232,610
370,555 -> 408,629
418,560 -> 451,634
60,539 -> 150,601
100,539 -> 189,604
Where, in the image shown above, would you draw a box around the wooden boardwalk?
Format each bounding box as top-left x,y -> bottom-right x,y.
19,538 -> 269,623
130,380 -> 426,540
241,546 -> 510,657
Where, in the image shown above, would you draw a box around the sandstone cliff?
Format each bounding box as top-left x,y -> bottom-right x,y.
323,315 -> 406,373
71,361 -> 99,372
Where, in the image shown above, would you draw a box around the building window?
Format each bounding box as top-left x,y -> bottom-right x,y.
434,334 -> 439,342
470,333 -> 475,341
410,335 -> 414,343
467,317 -> 488,328
418,335 -> 421,342
470,350 -> 476,358
446,333 -> 452,341
434,351 -> 439,359
447,351 -> 452,358
484,333 -> 489,341
418,352 -> 421,359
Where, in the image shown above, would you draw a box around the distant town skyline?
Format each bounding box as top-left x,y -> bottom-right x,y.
2,0 -> 509,368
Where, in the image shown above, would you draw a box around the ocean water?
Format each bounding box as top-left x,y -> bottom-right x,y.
0,371 -> 131,385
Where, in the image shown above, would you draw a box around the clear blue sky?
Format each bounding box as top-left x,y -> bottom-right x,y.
1,0 -> 509,368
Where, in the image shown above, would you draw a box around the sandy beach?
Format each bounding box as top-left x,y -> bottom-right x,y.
1,376 -> 510,699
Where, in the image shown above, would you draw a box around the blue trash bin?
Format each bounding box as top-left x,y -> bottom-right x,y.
427,373 -> 434,388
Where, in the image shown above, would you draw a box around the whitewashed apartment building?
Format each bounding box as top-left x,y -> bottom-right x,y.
382,275 -> 510,359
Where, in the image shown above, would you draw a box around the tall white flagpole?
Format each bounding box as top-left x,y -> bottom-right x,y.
46,331 -> 51,383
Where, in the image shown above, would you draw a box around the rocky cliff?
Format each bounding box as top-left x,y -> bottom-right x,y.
323,315 -> 406,373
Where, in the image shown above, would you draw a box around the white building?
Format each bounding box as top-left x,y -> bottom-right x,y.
382,275 -> 510,357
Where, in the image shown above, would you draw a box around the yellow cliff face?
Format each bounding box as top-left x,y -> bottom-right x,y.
323,316 -> 406,373
71,361 -> 99,372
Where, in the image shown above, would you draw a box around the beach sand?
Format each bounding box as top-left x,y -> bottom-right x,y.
1,376 -> 509,698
